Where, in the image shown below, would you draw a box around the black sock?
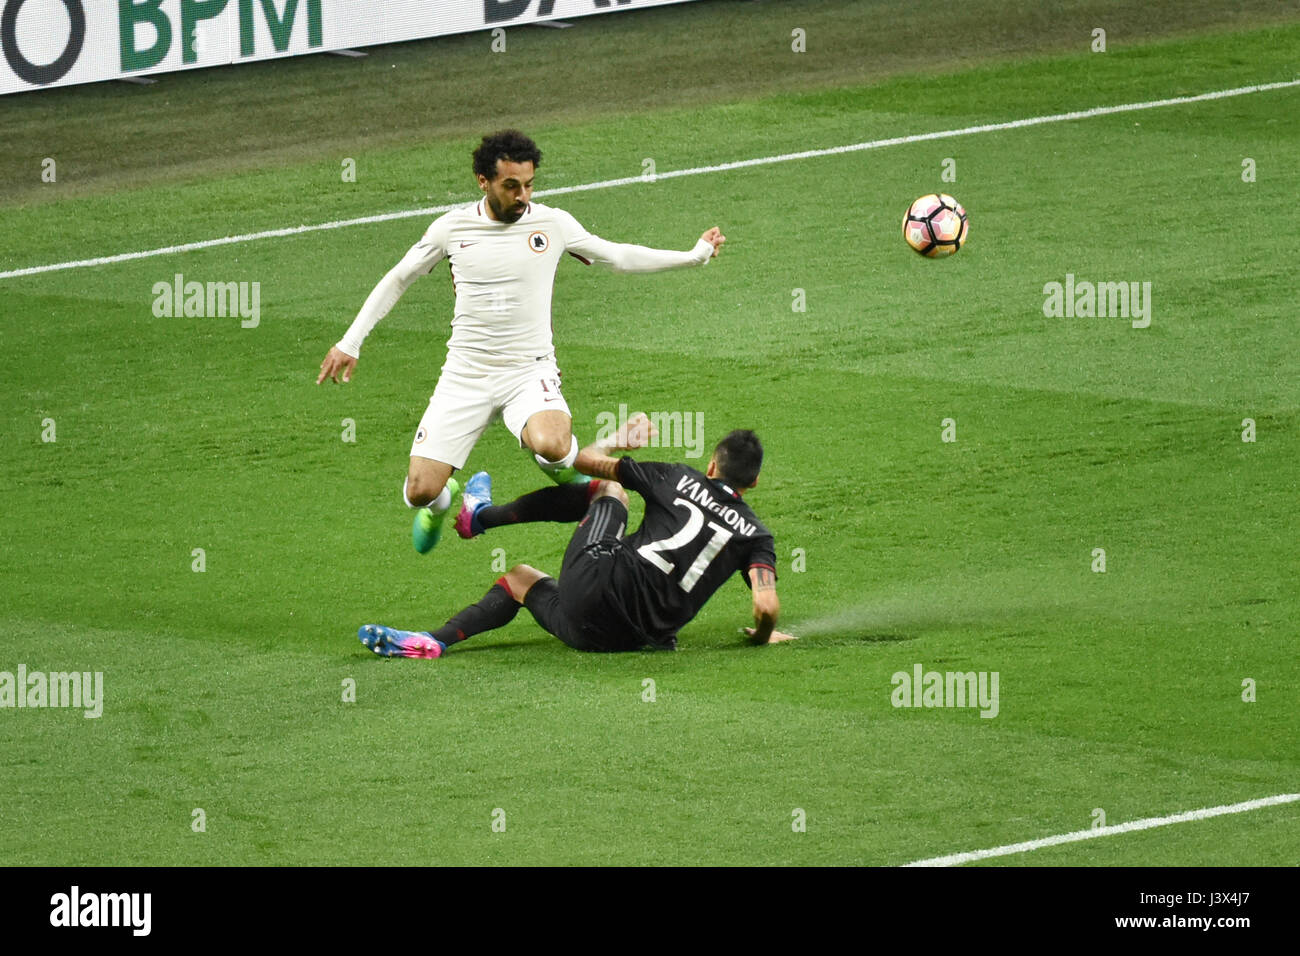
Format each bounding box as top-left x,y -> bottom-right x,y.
431,581 -> 520,647
479,483 -> 593,530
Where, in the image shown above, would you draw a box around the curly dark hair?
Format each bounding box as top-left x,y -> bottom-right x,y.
713,430 -> 764,488
472,129 -> 542,180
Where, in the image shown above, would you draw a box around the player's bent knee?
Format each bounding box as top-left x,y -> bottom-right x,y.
595,480 -> 629,507
404,471 -> 446,507
504,565 -> 547,602
532,433 -> 572,463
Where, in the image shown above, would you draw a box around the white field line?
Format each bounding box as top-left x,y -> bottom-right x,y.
3,77 -> 1298,282
903,792 -> 1300,867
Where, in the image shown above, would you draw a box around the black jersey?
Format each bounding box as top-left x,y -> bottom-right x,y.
607,457 -> 777,645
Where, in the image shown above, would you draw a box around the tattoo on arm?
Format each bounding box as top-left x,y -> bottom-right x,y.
748,565 -> 778,644
575,446 -> 622,481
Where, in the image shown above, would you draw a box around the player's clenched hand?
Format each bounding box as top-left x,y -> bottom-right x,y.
744,627 -> 798,644
700,227 -> 726,257
317,346 -> 357,385
609,412 -> 657,451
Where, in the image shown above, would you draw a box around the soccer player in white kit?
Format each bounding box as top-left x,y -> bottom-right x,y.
317,130 -> 725,553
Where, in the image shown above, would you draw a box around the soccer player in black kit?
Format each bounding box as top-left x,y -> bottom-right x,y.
358,415 -> 796,656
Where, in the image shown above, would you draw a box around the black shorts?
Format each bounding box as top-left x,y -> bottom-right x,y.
523,496 -> 649,652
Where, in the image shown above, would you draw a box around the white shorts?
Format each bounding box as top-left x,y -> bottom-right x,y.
409,351 -> 572,469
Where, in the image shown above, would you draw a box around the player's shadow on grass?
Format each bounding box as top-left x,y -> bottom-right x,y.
700,628 -> 919,650
816,630 -> 917,645
436,638 -> 551,654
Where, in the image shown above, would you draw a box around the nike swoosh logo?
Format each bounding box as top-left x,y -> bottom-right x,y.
459,241 -> 478,248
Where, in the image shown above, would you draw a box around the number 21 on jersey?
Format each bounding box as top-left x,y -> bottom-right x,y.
636,497 -> 733,592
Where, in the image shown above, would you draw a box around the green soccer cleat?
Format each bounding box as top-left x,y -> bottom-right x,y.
412,477 -> 460,554
544,464 -> 590,486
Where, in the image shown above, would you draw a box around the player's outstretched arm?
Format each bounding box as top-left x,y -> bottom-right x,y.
315,263 -> 413,384
574,412 -> 658,479
743,567 -> 797,645
315,227 -> 447,384
563,215 -> 726,274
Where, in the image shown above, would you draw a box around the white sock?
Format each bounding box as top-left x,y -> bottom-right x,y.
534,435 -> 579,475
404,478 -> 452,512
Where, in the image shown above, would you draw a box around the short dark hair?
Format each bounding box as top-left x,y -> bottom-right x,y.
473,129 -> 542,181
713,430 -> 763,488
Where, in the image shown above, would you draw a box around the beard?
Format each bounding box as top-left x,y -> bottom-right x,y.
488,193 -> 526,223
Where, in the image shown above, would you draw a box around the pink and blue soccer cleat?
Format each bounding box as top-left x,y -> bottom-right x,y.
358,624 -> 445,659
454,471 -> 493,539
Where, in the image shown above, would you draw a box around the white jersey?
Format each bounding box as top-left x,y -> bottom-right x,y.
337,199 -> 714,363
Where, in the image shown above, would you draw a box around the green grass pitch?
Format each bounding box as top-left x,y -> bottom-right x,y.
1,0 -> 1297,865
